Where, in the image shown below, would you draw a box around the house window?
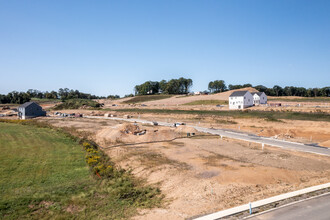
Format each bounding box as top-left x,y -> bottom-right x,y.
244,97 -> 246,99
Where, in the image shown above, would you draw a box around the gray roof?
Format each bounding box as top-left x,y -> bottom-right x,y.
251,92 -> 264,96
19,102 -> 37,108
229,91 -> 250,97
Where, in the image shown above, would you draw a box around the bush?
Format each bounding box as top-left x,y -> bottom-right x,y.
0,119 -> 163,211
53,99 -> 101,110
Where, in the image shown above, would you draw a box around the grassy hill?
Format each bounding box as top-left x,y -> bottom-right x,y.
0,122 -> 161,219
53,99 -> 101,110
122,95 -> 173,104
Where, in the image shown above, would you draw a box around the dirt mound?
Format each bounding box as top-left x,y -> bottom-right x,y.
120,123 -> 143,134
95,123 -> 184,145
127,87 -> 259,106
211,87 -> 258,100
320,140 -> 330,148
175,125 -> 198,134
232,87 -> 258,93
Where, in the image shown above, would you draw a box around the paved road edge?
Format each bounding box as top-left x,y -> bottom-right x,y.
193,182 -> 330,220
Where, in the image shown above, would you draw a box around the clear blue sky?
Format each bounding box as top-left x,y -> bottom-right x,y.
0,0 -> 329,96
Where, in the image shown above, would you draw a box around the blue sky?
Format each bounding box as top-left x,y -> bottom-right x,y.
0,0 -> 329,96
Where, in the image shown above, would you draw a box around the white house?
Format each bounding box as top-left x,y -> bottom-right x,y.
251,92 -> 267,105
229,91 -> 254,109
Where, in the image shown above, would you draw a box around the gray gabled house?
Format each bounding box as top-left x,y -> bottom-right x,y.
18,102 -> 46,119
251,92 -> 267,105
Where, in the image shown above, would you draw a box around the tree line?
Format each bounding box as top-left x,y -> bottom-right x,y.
1,81 -> 329,105
253,85 -> 330,97
207,80 -> 330,97
0,88 -> 109,104
134,77 -> 193,95
135,78 -> 329,97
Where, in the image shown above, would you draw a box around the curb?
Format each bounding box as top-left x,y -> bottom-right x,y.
194,182 -> 330,220
243,192 -> 330,219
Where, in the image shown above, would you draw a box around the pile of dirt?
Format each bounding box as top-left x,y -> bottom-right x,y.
123,87 -> 259,106
320,140 -> 330,148
175,125 -> 198,134
120,123 -> 143,135
2,110 -> 17,116
95,123 -> 192,145
259,128 -> 296,139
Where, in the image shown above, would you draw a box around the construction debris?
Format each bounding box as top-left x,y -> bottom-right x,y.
120,123 -> 146,135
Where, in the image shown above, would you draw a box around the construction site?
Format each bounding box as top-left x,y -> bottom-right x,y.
35,113 -> 330,219
1,88 -> 330,219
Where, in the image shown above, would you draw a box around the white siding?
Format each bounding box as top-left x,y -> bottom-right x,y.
229,92 -> 253,109
259,93 -> 267,104
253,94 -> 260,105
253,92 -> 267,105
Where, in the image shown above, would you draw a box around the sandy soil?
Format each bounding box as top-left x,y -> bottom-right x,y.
38,117 -> 330,219
98,88 -> 257,108
45,108 -> 330,148
95,89 -> 330,114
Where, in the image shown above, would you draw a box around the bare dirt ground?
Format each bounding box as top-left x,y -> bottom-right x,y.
97,89 -> 330,114
100,88 -> 258,108
38,117 -> 330,220
135,114 -> 330,148
45,109 -> 330,148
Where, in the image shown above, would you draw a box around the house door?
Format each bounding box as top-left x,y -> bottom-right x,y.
238,105 -> 241,109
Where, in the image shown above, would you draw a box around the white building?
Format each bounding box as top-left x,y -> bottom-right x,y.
229,91 -> 254,109
252,92 -> 267,105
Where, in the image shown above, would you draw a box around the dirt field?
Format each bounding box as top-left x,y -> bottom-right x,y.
39,117 -> 330,220
125,113 -> 330,147
99,88 -> 257,108
42,108 -> 330,148
97,89 -> 330,114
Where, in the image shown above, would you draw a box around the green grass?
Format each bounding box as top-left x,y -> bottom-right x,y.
53,99 -> 100,110
109,108 -> 330,122
268,97 -> 330,103
31,98 -> 61,104
0,122 -> 161,219
122,95 -> 173,104
183,100 -> 228,105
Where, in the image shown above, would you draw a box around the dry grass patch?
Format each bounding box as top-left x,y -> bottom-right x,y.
183,100 -> 228,105
122,95 -> 173,104
118,148 -> 190,171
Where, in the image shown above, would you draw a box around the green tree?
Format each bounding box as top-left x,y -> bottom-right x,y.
273,85 -> 283,96
208,80 -> 226,93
